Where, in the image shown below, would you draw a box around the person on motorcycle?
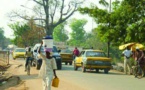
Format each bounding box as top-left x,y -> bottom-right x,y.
134,47 -> 145,77
25,47 -> 33,71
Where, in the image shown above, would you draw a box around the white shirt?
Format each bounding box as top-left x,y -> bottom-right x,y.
38,53 -> 57,79
122,49 -> 132,57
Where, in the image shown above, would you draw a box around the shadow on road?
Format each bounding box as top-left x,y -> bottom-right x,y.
60,64 -> 125,76
17,74 -> 39,80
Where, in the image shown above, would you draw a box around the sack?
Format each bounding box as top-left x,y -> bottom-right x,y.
52,77 -> 59,87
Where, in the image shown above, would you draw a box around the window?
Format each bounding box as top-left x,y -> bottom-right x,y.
15,48 -> 26,52
86,51 -> 106,57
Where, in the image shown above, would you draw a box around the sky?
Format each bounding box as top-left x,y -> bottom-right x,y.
0,0 -> 110,39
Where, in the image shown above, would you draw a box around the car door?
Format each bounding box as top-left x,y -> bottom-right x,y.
76,51 -> 85,64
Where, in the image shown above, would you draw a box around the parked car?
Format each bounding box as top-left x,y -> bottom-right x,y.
32,43 -> 62,70
60,49 -> 73,65
12,48 -> 26,60
74,49 -> 112,73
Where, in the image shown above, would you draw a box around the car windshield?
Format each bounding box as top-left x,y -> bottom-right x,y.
52,46 -> 58,52
86,51 -> 106,57
15,48 -> 26,52
39,46 -> 58,53
61,49 -> 72,53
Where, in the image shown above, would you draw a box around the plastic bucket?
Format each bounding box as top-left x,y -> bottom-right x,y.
52,77 -> 59,87
42,39 -> 53,47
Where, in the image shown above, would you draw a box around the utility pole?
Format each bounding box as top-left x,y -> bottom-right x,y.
107,0 -> 111,57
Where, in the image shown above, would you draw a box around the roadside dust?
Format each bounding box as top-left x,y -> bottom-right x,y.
0,61 -> 27,90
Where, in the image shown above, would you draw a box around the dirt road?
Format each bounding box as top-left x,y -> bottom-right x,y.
3,58 -> 86,90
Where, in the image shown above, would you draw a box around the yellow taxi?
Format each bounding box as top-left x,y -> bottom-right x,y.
74,49 -> 112,73
12,48 -> 26,60
60,49 -> 73,65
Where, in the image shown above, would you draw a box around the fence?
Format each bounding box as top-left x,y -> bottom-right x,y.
0,51 -> 10,65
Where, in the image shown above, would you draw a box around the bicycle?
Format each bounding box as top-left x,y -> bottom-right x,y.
133,61 -> 145,78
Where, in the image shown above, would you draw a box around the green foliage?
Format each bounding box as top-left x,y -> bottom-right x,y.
68,18 -> 87,47
0,28 -> 5,40
79,0 -> 145,45
9,22 -> 30,47
77,0 -> 145,64
53,22 -> 69,42
0,27 -> 11,49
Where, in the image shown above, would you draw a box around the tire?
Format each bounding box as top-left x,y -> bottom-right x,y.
36,63 -> 40,70
134,66 -> 145,78
69,62 -> 72,65
27,63 -> 30,75
82,64 -> 86,72
65,62 -> 67,65
104,69 -> 109,74
74,63 -> 78,71
36,59 -> 42,70
95,69 -> 99,73
56,59 -> 62,70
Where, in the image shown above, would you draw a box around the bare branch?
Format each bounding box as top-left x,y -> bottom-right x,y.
60,0 -> 65,20
51,0 -> 58,22
33,0 -> 43,5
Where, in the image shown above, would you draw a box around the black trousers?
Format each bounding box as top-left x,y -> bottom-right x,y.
25,57 -> 33,69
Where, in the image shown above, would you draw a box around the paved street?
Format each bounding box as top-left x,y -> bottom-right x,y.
8,56 -> 145,90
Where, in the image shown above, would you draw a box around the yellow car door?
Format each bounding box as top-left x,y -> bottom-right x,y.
75,51 -> 85,66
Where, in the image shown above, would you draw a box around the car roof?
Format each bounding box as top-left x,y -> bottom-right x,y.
82,49 -> 104,52
15,48 -> 25,49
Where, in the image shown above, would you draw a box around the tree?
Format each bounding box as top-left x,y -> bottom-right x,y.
9,19 -> 45,47
27,18 -> 46,44
68,18 -> 87,47
79,0 -> 145,45
0,27 -> 11,49
0,28 -> 5,48
9,22 -> 30,47
53,22 -> 68,42
9,0 -> 84,36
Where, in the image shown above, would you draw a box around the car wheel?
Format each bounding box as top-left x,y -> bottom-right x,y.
69,62 -> 72,65
74,63 -> 78,71
95,69 -> 99,73
65,62 -> 67,65
56,59 -> 62,70
36,63 -> 40,70
82,64 -> 86,72
36,59 -> 42,70
104,69 -> 109,74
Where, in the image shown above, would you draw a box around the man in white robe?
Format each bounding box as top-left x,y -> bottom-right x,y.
38,42 -> 57,90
